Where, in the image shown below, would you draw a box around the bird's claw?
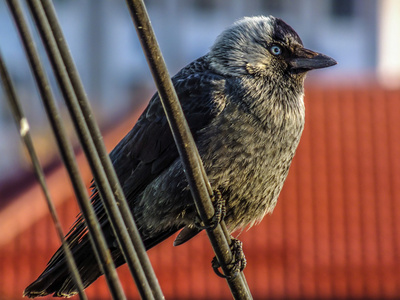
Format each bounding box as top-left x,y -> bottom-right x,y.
211,238 -> 247,279
195,189 -> 225,230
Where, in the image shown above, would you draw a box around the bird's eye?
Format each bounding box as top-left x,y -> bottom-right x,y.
270,45 -> 282,56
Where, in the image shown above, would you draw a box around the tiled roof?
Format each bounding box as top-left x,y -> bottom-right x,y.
1,85 -> 399,299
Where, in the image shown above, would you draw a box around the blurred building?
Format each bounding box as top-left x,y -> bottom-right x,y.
1,85 -> 399,299
0,0 -> 395,183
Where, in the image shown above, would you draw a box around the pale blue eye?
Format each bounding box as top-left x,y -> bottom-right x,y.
270,45 -> 282,56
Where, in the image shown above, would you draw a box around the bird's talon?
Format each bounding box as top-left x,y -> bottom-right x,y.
195,189 -> 225,230
212,257 -> 226,278
211,238 -> 246,279
231,239 -> 247,272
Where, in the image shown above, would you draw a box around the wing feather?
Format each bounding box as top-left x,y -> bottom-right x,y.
67,55 -> 227,248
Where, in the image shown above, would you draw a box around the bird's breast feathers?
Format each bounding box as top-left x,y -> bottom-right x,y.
196,82 -> 305,230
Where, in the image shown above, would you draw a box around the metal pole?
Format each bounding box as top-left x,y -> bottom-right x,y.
39,1 -> 164,298
124,0 -> 253,299
0,51 -> 88,300
6,1 -> 125,298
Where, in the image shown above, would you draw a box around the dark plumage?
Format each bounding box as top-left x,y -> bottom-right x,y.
24,15 -> 336,298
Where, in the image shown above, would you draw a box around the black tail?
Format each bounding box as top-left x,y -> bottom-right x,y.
24,235 -> 102,298
23,222 -> 181,298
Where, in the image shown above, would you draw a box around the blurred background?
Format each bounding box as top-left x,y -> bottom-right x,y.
0,0 -> 399,299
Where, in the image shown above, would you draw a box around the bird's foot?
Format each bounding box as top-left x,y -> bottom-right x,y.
211,238 -> 247,279
194,189 -> 225,230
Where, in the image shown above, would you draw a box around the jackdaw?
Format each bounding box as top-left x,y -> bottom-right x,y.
24,15 -> 336,298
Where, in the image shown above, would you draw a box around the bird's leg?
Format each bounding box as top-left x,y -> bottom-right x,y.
194,189 -> 225,230
211,238 -> 247,279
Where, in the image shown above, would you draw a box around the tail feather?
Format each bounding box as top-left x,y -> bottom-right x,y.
23,224 -> 184,298
23,237 -> 101,298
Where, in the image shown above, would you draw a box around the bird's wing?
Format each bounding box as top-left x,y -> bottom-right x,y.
109,56 -> 226,200
67,56 -> 227,247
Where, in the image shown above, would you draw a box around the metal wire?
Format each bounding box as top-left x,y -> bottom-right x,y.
124,0 -> 253,299
6,1 -> 126,299
39,1 -> 164,298
6,0 -> 253,298
0,51 -> 88,300
24,0 -> 163,299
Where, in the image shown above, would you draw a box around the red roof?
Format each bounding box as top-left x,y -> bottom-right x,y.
1,84 -> 399,299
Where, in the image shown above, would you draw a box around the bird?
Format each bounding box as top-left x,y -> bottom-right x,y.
24,15 -> 336,298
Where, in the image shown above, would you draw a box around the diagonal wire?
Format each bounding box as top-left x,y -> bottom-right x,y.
6,1 -> 126,299
39,1 -> 164,298
0,51 -> 88,300
25,0 -> 163,299
124,0 -> 253,299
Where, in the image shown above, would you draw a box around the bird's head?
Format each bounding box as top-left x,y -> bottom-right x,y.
209,16 -> 336,80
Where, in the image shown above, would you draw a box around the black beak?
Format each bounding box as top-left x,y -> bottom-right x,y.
289,48 -> 337,74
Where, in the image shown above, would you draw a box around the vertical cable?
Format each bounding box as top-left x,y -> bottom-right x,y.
6,1 -> 125,298
24,0 -> 162,298
39,1 -> 164,298
124,0 -> 253,299
0,51 -> 88,300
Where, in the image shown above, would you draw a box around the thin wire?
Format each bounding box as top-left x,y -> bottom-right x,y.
25,1 -> 161,298
0,51 -> 88,300
124,0 -> 253,299
5,1 -> 126,299
39,1 -> 164,298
